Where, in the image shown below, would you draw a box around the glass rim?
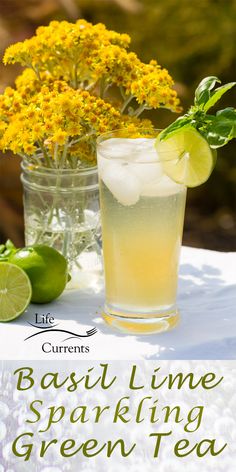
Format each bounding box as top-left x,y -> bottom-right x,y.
21,157 -> 98,176
96,127 -> 162,144
97,127 -> 182,163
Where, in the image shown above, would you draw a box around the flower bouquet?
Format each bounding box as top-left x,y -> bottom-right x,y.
0,20 -> 180,289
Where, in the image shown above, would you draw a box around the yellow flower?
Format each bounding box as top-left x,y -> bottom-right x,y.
24,143 -> 37,154
1,20 -> 181,167
51,129 -> 67,145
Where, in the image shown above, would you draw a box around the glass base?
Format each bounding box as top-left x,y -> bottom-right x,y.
102,304 -> 180,335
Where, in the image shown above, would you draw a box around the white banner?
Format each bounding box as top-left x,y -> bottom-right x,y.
0,360 -> 235,471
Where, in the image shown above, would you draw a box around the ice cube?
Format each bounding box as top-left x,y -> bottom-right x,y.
133,137 -> 156,150
98,137 -> 158,162
129,138 -> 158,162
141,174 -> 182,197
97,154 -> 126,174
135,151 -> 159,163
98,138 -> 139,160
100,160 -> 141,206
128,161 -> 163,185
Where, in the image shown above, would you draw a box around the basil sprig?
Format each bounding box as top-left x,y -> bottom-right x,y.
161,76 -> 236,148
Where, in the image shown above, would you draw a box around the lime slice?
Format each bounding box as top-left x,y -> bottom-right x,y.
0,262 -> 32,322
155,127 -> 216,187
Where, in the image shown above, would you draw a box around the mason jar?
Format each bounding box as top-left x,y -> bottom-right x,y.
21,158 -> 103,291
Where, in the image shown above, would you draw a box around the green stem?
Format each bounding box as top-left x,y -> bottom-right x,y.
68,131 -> 96,148
26,62 -> 41,81
47,144 -> 63,226
33,65 -> 41,81
121,94 -> 133,114
119,86 -> 127,100
99,76 -> 106,99
85,80 -> 98,92
61,140 -> 69,168
39,141 -> 52,168
132,103 -> 148,117
73,64 -> 79,89
54,143 -> 59,168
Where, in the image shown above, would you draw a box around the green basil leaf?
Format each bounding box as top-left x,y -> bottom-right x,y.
217,107 -> 236,118
216,108 -> 236,136
194,76 -> 221,108
159,116 -> 193,141
204,83 -> 236,112
205,115 -> 235,148
207,132 -> 232,148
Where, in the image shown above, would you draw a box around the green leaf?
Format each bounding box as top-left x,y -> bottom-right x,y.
216,108 -> 236,136
194,76 -> 221,108
161,77 -> 235,152
159,116 -> 193,140
204,83 -> 236,112
204,113 -> 236,148
0,240 -> 17,262
5,239 -> 16,250
207,131 -> 232,148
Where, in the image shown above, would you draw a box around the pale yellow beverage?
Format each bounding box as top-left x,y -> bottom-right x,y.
97,131 -> 186,334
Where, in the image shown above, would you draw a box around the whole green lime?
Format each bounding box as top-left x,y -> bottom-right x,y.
9,245 -> 68,304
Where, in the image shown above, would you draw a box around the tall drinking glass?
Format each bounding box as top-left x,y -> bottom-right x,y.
97,130 -> 187,334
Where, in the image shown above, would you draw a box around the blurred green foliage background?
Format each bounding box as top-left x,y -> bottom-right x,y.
0,0 -> 235,249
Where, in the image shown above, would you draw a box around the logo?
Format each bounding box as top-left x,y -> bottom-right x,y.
24,313 -> 97,354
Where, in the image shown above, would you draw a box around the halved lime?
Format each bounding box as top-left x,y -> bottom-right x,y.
155,127 -> 216,187
0,262 -> 32,322
9,245 -> 68,303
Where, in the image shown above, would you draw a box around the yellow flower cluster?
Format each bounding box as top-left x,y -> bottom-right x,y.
1,20 -> 180,167
129,61 -> 181,112
4,20 -> 130,89
92,50 -> 180,113
0,80 -> 152,167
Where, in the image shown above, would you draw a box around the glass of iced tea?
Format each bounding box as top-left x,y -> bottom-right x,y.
97,129 -> 186,334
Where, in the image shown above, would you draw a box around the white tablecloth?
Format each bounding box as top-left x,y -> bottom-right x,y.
0,246 -> 235,360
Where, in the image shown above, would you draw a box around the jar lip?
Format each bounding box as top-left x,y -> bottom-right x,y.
21,158 -> 97,176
